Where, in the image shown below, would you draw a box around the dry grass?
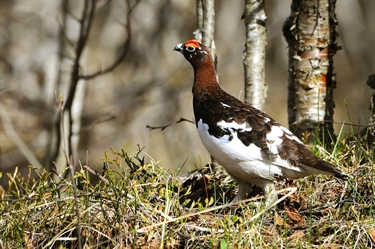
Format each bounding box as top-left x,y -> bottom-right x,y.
0,133 -> 374,248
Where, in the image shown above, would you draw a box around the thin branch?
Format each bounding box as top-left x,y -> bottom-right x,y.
69,156 -> 82,249
83,165 -> 109,184
46,0 -> 69,173
64,0 -> 96,111
0,102 -> 43,169
79,0 -> 139,80
50,92 -> 64,175
146,118 -> 194,131
59,94 -> 82,249
59,0 -> 97,180
295,119 -> 373,129
78,115 -> 116,133
61,0 -> 138,175
326,120 -> 373,128
137,187 -> 297,233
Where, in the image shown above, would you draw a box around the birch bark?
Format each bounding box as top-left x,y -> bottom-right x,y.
243,0 -> 267,111
195,0 -> 216,65
283,0 -> 339,143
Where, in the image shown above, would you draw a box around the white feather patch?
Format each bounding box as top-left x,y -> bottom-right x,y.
264,116 -> 271,123
196,119 -> 309,182
280,125 -> 303,144
216,120 -> 252,132
220,102 -> 231,108
265,126 -> 283,153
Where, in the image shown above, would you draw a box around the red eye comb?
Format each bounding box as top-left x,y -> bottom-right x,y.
184,39 -> 200,48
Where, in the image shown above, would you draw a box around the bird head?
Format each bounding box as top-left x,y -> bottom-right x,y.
174,39 -> 210,66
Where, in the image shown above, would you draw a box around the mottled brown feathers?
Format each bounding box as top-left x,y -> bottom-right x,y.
174,40 -> 347,205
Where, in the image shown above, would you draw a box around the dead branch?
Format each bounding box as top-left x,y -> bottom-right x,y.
51,0 -> 138,178
0,103 -> 43,169
79,0 -> 139,80
146,117 -> 194,131
58,0 -> 97,179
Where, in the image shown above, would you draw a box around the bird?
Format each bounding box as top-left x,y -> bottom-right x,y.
174,39 -> 347,207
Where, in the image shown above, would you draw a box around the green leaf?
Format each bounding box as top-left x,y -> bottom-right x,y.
220,238 -> 227,249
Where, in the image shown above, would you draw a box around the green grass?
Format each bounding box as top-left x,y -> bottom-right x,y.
0,133 -> 374,248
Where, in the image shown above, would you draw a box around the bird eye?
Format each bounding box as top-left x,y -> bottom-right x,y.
186,46 -> 195,52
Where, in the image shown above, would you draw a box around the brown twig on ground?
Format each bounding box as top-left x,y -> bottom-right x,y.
83,165 -> 109,185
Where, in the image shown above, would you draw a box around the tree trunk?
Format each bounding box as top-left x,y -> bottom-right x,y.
195,0 -> 220,169
195,0 -> 216,65
283,0 -> 339,144
361,74 -> 375,147
242,0 -> 267,110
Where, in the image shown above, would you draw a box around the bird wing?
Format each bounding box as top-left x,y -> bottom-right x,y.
194,92 -> 345,179
217,95 -> 340,177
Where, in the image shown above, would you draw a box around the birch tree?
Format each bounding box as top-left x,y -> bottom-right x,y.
243,0 -> 267,111
195,0 -> 216,64
283,0 -> 340,143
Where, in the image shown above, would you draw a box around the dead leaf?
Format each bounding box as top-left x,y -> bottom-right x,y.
369,228 -> 375,243
266,224 -> 274,234
275,212 -> 289,227
289,230 -> 305,240
285,207 -> 305,225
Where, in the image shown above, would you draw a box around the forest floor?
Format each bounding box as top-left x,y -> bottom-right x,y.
1,131 -> 374,248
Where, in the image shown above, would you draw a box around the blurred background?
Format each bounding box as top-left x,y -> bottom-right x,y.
0,0 -> 374,186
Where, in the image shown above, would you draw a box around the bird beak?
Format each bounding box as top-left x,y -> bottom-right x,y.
173,43 -> 184,53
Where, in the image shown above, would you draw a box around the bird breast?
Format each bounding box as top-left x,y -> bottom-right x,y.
196,119 -> 287,182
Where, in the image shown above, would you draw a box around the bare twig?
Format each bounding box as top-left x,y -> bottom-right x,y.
63,0 -> 96,168
59,94 -> 82,249
51,0 -> 139,178
44,0 -> 69,174
79,0 -> 139,80
137,187 -> 297,233
294,119 -> 373,129
0,102 -> 43,169
50,0 -> 97,176
146,117 -> 194,131
79,115 -> 116,134
69,157 -> 82,249
325,120 -> 373,128
83,165 -> 109,185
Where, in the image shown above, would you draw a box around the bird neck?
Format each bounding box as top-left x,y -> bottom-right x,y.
192,59 -> 221,100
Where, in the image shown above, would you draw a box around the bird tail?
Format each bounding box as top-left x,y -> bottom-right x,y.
312,160 -> 348,180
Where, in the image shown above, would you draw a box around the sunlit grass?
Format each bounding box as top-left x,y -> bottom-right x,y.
0,134 -> 374,248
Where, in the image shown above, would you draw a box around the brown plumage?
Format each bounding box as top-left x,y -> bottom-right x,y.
174,39 -> 347,206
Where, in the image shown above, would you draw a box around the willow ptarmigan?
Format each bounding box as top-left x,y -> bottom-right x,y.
174,39 -> 347,206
